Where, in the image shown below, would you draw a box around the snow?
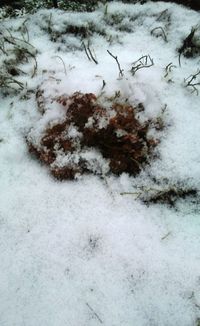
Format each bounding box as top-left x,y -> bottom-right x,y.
0,1 -> 200,325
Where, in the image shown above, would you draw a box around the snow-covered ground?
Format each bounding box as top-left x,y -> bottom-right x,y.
0,1 -> 200,325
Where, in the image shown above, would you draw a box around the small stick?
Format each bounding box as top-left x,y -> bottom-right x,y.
4,33 -> 36,50
184,69 -> 200,95
87,42 -> 98,64
47,13 -> 53,34
161,231 -> 171,241
83,42 -> 98,64
131,55 -> 154,76
53,55 -> 67,75
164,62 -> 176,78
0,44 -> 7,55
151,26 -> 168,42
107,49 -> 124,77
101,80 -> 106,90
86,303 -> 103,324
178,52 -> 182,67
83,42 -> 91,61
156,9 -> 169,22
31,55 -> 38,78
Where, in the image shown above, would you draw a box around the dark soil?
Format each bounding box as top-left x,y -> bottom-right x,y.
1,0 -> 200,11
123,0 -> 200,11
27,92 -> 158,180
156,0 -> 200,11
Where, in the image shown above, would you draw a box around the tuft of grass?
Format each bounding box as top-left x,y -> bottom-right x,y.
0,28 -> 37,95
121,183 -> 199,208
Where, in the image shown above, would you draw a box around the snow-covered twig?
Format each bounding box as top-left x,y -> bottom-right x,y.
52,55 -> 67,75
86,303 -> 103,324
107,50 -> 124,77
164,62 -> 176,78
130,55 -> 154,76
151,26 -> 167,42
83,41 -> 98,64
184,69 -> 200,95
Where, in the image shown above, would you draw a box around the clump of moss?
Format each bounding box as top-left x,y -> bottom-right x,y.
27,92 -> 159,180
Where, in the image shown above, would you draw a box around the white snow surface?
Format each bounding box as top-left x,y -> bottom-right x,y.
0,1 -> 200,325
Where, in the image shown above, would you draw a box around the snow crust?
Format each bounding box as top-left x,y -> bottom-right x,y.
0,1 -> 200,325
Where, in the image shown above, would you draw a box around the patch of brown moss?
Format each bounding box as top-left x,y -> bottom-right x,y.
28,92 -> 159,180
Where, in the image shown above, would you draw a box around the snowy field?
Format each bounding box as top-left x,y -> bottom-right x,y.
0,1 -> 200,325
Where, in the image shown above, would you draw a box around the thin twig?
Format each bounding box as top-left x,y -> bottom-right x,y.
151,26 -> 168,42
52,55 -> 67,75
83,41 -> 98,64
48,13 -> 53,34
31,55 -> 38,78
161,231 -> 171,241
156,9 -> 169,22
184,69 -> 200,95
107,49 -> 124,77
120,192 -> 142,199
131,55 -> 154,76
83,42 -> 91,61
0,44 -> 7,55
86,303 -> 103,324
101,80 -> 106,90
4,33 -> 36,50
0,74 -> 24,90
22,20 -> 30,42
87,41 -> 98,64
164,62 -> 176,78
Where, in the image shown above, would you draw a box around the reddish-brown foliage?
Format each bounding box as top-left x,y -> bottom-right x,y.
28,92 -> 159,180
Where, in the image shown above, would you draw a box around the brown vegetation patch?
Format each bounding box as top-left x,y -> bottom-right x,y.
143,187 -> 198,207
27,92 -> 159,180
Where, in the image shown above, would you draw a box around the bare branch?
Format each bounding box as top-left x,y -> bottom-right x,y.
184,69 -> 200,95
164,62 -> 176,78
52,55 -> 67,75
86,303 -> 103,324
151,26 -> 167,42
156,9 -> 169,22
102,79 -> 106,90
83,41 -> 98,64
87,42 -> 98,64
83,42 -> 91,61
107,49 -> 124,77
130,55 -> 154,76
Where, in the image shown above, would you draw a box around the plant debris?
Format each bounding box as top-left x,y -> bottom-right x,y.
121,180 -> 199,207
178,27 -> 200,64
27,92 -> 159,180
143,187 -> 198,207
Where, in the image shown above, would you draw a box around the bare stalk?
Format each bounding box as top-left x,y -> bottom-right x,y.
86,303 -> 103,324
53,55 -> 67,75
83,41 -> 98,64
151,26 -> 167,42
184,69 -> 200,95
130,55 -> 154,76
107,49 -> 124,77
164,62 -> 176,78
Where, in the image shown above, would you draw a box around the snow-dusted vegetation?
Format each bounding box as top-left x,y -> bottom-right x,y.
0,1 -> 200,325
